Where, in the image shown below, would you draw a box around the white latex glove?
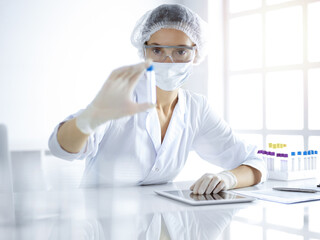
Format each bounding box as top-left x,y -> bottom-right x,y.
76,61 -> 154,134
190,171 -> 238,195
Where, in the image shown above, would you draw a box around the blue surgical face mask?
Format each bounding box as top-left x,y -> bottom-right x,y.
152,62 -> 193,91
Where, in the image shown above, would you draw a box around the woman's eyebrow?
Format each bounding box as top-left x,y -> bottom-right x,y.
147,43 -> 193,47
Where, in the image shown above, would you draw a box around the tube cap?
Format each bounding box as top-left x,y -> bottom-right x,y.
146,65 -> 154,71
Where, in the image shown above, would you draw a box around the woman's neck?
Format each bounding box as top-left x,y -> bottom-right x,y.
156,87 -> 179,115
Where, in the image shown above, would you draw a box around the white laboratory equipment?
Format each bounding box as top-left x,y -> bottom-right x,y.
145,65 -> 156,105
261,143 -> 319,181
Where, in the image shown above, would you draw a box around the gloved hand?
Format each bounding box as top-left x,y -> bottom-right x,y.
76,61 -> 154,134
190,171 -> 238,195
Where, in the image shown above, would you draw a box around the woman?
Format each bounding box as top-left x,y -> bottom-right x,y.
49,4 -> 266,194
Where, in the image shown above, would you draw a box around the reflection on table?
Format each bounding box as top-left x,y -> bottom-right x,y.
1,180 -> 320,240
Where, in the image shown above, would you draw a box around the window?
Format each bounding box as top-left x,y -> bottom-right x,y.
219,0 -> 320,151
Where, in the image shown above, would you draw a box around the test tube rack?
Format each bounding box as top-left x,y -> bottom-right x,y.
258,145 -> 319,181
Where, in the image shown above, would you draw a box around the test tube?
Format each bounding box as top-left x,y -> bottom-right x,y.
279,153 -> 283,172
311,150 -> 314,170
146,65 -> 156,105
297,151 -> 302,171
303,151 -> 308,170
276,153 -> 282,172
266,151 -> 271,171
257,150 -> 266,169
277,153 -> 281,172
271,152 -> 275,171
282,154 -> 289,172
267,151 -> 273,171
290,152 -> 296,171
262,150 -> 267,168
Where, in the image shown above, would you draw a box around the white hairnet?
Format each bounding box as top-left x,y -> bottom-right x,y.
131,4 -> 208,64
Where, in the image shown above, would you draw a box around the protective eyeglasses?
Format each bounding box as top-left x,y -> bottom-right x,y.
144,44 -> 196,63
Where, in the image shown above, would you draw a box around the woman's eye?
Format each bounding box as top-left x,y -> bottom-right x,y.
177,49 -> 187,55
152,48 -> 162,55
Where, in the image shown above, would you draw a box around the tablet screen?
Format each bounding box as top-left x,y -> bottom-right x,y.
163,190 -> 247,202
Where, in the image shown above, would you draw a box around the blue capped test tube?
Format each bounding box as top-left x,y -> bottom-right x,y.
146,65 -> 156,105
291,152 -> 296,171
297,151 -> 302,170
303,151 -> 308,170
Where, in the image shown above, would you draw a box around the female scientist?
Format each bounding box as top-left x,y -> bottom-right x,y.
49,4 -> 266,194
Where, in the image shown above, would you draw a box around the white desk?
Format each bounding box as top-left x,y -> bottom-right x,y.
1,179 -> 320,240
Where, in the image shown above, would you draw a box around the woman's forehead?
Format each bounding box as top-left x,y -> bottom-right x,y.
148,28 -> 194,46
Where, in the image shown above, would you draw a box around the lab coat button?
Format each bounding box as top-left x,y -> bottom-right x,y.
154,168 -> 159,172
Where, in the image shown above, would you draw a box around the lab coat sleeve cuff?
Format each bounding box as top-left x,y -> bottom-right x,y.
48,121 -> 88,161
241,158 -> 267,183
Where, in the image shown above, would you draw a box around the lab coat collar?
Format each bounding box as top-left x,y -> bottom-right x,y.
148,89 -> 186,154
140,89 -> 187,184
175,89 -> 186,120
135,79 -> 187,153
160,89 -> 186,148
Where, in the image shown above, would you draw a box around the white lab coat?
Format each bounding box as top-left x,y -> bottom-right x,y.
48,79 -> 267,187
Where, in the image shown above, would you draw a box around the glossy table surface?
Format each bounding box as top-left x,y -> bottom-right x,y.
1,178 -> 320,240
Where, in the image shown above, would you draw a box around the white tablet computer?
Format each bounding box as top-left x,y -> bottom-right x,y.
155,190 -> 255,206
